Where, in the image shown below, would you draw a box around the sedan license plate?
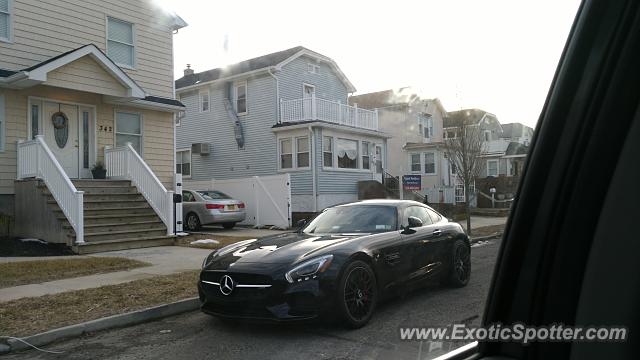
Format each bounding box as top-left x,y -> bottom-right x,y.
226,205 -> 237,211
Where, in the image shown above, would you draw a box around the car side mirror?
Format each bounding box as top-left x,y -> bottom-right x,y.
407,216 -> 423,228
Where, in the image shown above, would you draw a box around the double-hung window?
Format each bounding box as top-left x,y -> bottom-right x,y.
280,138 -> 292,169
0,94 -> 4,152
323,136 -> 333,167
176,149 -> 191,177
487,159 -> 499,177
424,116 -> 433,139
410,154 -> 421,172
115,112 -> 142,154
362,141 -> 370,170
296,137 -> 309,168
234,82 -> 247,114
424,152 -> 436,174
337,138 -> 358,169
107,17 -> 135,68
200,91 -> 209,112
0,0 -> 11,42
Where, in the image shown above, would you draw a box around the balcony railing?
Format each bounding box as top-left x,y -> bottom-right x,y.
280,97 -> 379,131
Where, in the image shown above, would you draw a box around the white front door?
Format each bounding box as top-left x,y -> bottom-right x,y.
374,145 -> 383,183
43,102 -> 79,178
303,84 -> 315,119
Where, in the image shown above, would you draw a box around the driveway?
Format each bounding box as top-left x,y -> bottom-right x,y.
191,225 -> 289,238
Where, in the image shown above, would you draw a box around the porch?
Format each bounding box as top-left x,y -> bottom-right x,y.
280,96 -> 379,131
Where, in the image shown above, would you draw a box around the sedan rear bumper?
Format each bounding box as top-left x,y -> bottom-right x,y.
201,211 -> 246,225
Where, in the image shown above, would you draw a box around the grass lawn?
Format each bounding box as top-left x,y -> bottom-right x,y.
0,271 -> 199,337
471,224 -> 506,238
175,233 -> 256,250
0,257 -> 150,289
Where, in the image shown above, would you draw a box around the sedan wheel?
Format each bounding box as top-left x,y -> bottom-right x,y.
446,239 -> 471,287
186,213 -> 201,231
337,260 -> 377,328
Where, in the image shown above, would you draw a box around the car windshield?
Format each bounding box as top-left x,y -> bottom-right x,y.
198,191 -> 232,200
303,205 -> 397,234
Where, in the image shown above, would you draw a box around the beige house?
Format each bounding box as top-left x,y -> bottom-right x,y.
0,0 -> 186,252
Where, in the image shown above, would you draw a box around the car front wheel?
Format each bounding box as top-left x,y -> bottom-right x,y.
337,260 -> 377,328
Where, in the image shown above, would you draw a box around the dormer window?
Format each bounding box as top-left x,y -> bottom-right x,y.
307,63 -> 320,74
107,17 -> 135,68
0,0 -> 12,42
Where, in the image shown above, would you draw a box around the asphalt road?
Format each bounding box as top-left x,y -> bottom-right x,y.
9,238 -> 501,360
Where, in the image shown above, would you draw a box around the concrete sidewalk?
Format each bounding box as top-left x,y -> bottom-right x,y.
0,246 -> 210,302
458,216 -> 508,231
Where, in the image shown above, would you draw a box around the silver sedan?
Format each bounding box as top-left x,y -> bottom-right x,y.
182,190 -> 246,230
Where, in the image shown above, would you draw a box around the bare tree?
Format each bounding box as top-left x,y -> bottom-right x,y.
443,116 -> 484,235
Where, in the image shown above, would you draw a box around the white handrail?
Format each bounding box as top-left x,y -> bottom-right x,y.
105,144 -> 174,234
17,136 -> 84,243
280,97 -> 379,130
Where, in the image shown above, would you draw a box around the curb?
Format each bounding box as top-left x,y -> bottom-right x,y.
4,297 -> 200,354
469,232 -> 503,244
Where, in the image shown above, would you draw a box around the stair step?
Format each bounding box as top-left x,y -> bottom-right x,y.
57,214 -> 162,225
72,180 -> 131,188
74,227 -> 168,242
41,186 -> 139,195
53,207 -> 157,216
72,236 -> 176,254
63,220 -> 164,232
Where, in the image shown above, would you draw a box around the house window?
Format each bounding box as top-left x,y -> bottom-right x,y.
410,153 -> 421,172
296,137 -> 309,168
31,104 -> 40,139
0,94 -> 4,152
323,136 -> 333,167
280,138 -> 292,169
424,116 -> 433,139
307,63 -> 320,74
337,138 -> 358,169
200,91 -> 209,112
362,141 -> 370,170
450,160 -> 457,175
176,149 -> 191,177
234,82 -> 247,114
484,130 -> 491,141
107,17 -> 135,68
418,124 -> 423,136
487,159 -> 499,177
0,0 -> 11,42
115,111 -> 142,154
424,152 -> 436,174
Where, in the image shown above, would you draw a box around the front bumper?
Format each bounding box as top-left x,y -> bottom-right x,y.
198,270 -> 334,322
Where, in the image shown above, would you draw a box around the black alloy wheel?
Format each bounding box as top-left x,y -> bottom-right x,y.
338,260 -> 377,328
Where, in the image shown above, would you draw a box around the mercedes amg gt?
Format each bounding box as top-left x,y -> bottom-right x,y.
198,199 -> 471,328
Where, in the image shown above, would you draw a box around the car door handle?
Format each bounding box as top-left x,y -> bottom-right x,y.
432,229 -> 442,236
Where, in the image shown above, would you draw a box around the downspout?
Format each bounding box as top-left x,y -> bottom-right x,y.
309,125 -> 317,212
267,68 -> 280,123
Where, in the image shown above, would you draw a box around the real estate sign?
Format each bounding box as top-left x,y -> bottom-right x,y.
402,175 -> 421,190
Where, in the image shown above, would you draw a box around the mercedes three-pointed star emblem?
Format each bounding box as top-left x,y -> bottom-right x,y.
219,275 -> 235,296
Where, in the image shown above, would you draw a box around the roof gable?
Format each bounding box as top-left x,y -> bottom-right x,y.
175,46 -> 356,92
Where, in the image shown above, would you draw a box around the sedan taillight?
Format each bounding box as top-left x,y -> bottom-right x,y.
238,202 -> 245,208
206,203 -> 224,210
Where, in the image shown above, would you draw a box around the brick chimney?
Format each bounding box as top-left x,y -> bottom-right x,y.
184,64 -> 194,76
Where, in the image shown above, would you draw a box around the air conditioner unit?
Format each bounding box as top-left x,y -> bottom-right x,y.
192,143 -> 211,155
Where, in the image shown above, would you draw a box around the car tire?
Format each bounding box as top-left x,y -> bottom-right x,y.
336,260 -> 378,329
222,222 -> 236,230
444,239 -> 471,287
186,213 -> 201,231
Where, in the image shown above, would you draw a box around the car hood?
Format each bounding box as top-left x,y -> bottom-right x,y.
205,232 -> 361,270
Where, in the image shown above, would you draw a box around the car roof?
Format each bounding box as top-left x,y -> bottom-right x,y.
335,199 -> 427,207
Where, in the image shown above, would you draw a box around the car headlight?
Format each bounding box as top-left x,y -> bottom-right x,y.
202,251 -> 216,269
285,255 -> 333,283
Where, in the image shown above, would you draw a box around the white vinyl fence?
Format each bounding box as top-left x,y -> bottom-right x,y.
184,174 -> 292,229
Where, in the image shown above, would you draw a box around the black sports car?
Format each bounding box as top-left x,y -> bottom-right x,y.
198,199 -> 471,328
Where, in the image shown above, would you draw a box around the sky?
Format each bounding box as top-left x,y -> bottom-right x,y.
162,0 -> 581,128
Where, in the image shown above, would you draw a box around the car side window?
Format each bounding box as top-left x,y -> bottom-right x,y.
182,191 -> 195,202
405,206 -> 432,226
426,208 -> 442,223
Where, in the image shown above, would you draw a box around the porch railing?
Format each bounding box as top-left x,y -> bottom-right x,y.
17,135 -> 84,243
105,143 -> 174,234
280,97 -> 379,130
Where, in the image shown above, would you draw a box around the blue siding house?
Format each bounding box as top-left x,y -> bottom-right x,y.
174,47 -> 390,216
